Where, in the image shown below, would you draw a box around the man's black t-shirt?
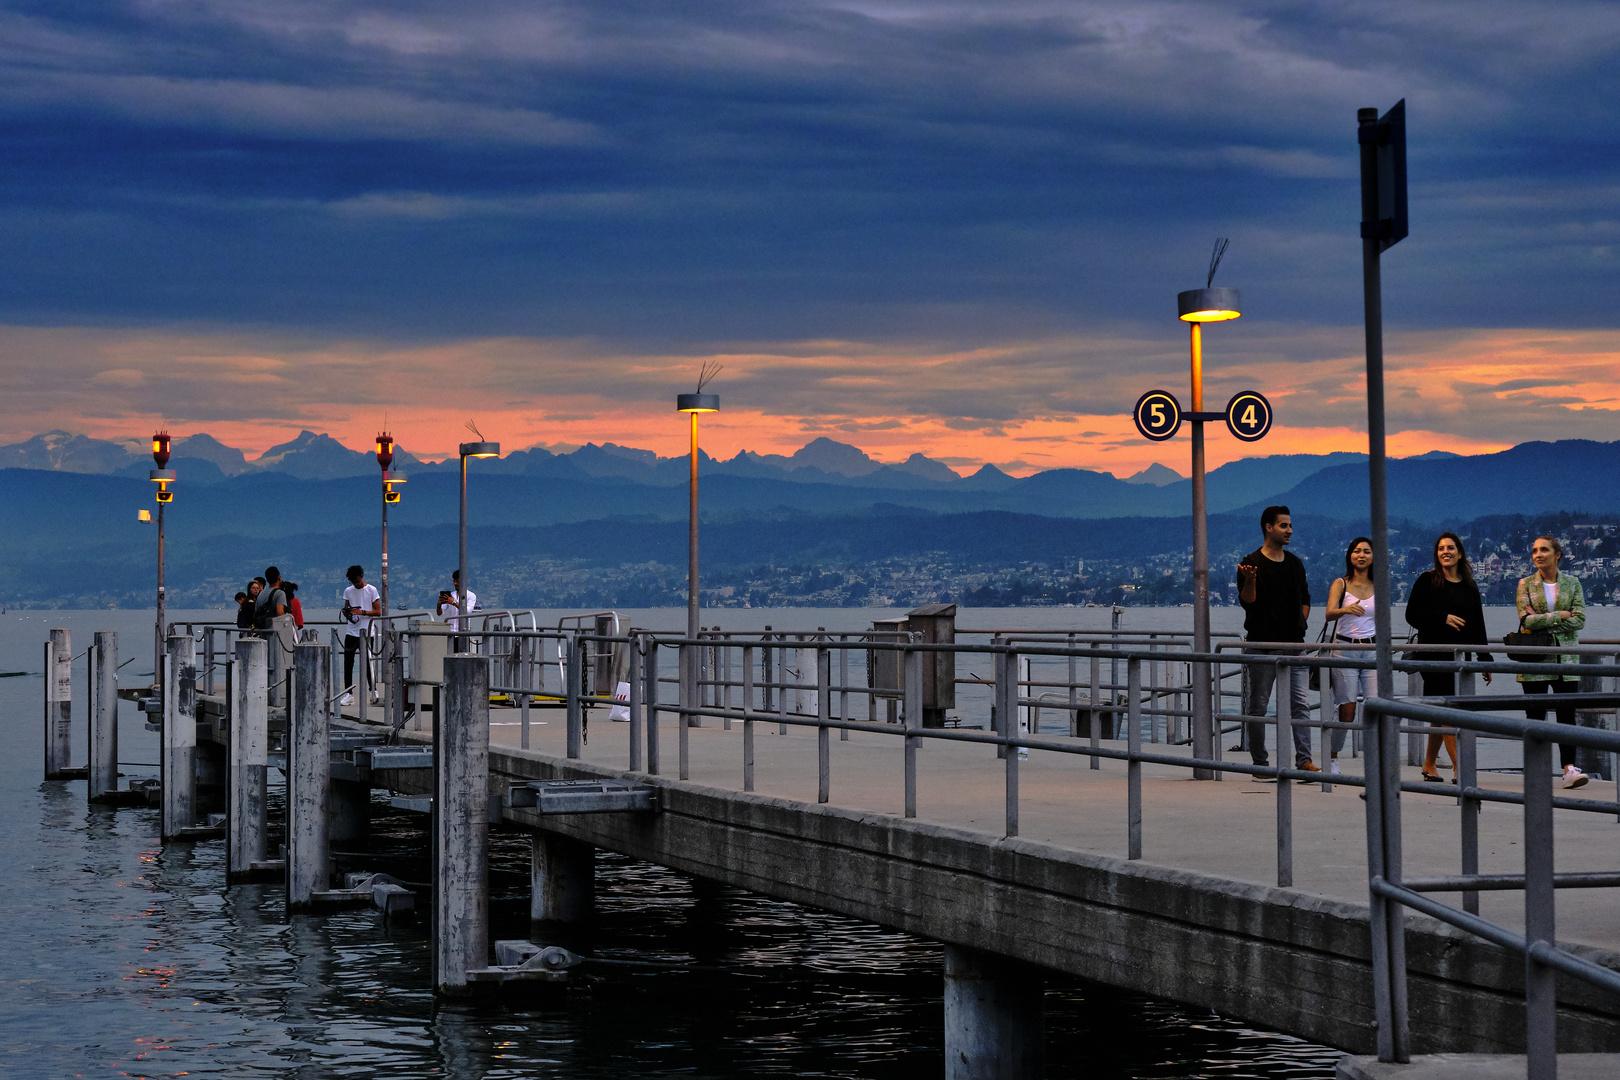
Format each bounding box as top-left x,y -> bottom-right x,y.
1237,548 -> 1310,642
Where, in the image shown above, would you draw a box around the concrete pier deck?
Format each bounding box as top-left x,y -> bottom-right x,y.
371,703 -> 1620,1056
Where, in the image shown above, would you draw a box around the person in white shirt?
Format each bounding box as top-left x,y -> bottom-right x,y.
341,565 -> 381,706
437,570 -> 478,631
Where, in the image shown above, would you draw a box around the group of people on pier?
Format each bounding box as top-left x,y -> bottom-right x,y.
1238,505 -> 1590,789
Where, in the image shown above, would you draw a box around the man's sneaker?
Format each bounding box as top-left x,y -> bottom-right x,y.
339,693 -> 354,707
1298,761 -> 1321,773
1563,764 -> 1589,789
1329,760 -> 1342,777
370,692 -> 382,705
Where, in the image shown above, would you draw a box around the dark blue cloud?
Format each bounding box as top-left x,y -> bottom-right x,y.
0,0 -> 1614,343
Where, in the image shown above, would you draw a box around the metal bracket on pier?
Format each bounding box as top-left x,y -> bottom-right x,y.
506,779 -> 660,814
358,745 -> 433,771
464,941 -> 579,984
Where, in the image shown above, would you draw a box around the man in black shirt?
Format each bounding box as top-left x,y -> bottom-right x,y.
1236,506 -> 1316,771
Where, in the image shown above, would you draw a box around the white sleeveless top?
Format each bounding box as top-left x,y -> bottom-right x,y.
1336,584 -> 1377,640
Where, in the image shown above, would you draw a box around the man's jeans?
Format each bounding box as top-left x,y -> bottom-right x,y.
1243,652 -> 1314,767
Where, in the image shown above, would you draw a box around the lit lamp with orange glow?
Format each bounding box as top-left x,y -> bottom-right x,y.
676,389 -> 719,647
147,430 -> 177,686
1177,282 -> 1239,780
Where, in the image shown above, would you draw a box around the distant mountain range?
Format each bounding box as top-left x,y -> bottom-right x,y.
4,427 -> 1619,607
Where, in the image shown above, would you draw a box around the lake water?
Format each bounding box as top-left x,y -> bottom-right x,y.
3,604 -> 1509,1077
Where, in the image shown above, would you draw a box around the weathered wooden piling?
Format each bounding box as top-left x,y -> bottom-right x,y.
89,631 -> 119,798
530,831 -> 595,923
44,628 -> 73,780
287,641 -> 330,909
161,633 -> 196,840
434,653 -> 490,995
228,637 -> 268,881
943,945 -> 1045,1080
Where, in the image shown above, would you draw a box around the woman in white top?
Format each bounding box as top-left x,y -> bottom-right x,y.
1324,536 -> 1378,776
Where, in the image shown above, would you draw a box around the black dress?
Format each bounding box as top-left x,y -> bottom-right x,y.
1403,570 -> 1493,697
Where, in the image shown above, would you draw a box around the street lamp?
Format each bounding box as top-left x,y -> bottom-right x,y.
149,431 -> 176,688
675,390 -> 719,646
1177,280 -> 1241,780
457,437 -> 500,646
377,432 -> 405,712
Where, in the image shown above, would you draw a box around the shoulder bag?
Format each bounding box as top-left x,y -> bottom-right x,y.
1502,578 -> 1555,661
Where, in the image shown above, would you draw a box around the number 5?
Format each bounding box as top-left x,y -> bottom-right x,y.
1149,402 -> 1165,426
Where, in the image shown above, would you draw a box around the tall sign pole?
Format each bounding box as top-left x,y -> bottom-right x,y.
149,431 -> 175,688
1358,99 -> 1410,1066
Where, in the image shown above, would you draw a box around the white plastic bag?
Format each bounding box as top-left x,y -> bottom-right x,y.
609,681 -> 631,722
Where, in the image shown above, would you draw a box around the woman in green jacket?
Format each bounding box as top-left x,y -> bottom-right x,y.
1516,534 -> 1588,789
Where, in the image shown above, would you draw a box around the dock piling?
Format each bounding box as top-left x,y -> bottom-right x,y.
45,629 -> 72,780
89,632 -> 118,798
435,652 -> 491,995
943,945 -> 1044,1080
161,633 -> 197,839
530,831 -> 595,924
287,641 -> 330,909
228,637 -> 268,881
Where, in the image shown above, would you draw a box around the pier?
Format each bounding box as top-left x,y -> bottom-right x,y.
37,614 -> 1620,1078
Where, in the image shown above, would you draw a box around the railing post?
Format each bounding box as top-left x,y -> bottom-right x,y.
162,634 -> 197,840
777,633 -> 789,736
287,641 -> 330,909
645,639 -> 660,776
678,639 -> 691,781
1522,730 -> 1557,1079
722,635 -> 733,730
1458,724 -> 1479,915
817,646 -> 831,804
89,631 -> 119,799
627,635 -> 643,771
904,645 -> 921,818
229,639 -> 268,880
839,639 -> 851,742
1276,661 -> 1294,888
1364,698 -> 1410,1063
565,637 -> 582,760
1127,656 -> 1141,859
743,643 -> 755,792
1004,646 -> 1020,838
1067,635 -> 1079,738
1089,646 -> 1103,766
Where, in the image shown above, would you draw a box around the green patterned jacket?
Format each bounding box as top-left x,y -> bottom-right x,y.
1514,571 -> 1585,683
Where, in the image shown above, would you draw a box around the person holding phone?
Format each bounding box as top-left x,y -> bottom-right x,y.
1324,537 -> 1377,777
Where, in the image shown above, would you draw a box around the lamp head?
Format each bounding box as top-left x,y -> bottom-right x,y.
376,432 -> 394,469
459,441 -> 500,458
677,393 -> 719,413
1177,287 -> 1242,323
152,430 -> 171,468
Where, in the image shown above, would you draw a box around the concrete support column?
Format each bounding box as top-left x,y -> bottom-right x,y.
943,945 -> 1044,1080
435,653 -> 490,995
228,637 -> 268,881
45,628 -> 72,779
161,634 -> 197,840
89,631 -> 119,798
287,641 -> 330,910
530,831 -> 595,924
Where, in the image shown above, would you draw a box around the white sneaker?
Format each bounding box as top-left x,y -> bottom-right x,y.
1329,760 -> 1341,777
370,693 -> 382,705
339,693 -> 353,707
1563,764 -> 1589,789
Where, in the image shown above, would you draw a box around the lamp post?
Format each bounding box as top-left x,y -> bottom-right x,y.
1176,286 -> 1240,779
149,431 -> 176,688
457,439 -> 500,648
675,393 -> 719,644
377,433 -> 405,709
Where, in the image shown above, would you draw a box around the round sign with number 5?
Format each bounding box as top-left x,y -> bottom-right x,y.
1224,391 -> 1272,442
1133,390 -> 1182,441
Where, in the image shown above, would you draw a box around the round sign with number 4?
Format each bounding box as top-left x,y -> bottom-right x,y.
1133,390 -> 1182,441
1224,391 -> 1273,442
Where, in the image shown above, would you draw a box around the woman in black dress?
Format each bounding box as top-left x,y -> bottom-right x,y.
1404,532 -> 1492,782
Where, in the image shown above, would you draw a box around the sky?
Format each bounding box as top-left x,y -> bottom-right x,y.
0,1 -> 1616,476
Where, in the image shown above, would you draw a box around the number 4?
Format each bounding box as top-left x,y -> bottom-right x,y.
1241,403 -> 1257,427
